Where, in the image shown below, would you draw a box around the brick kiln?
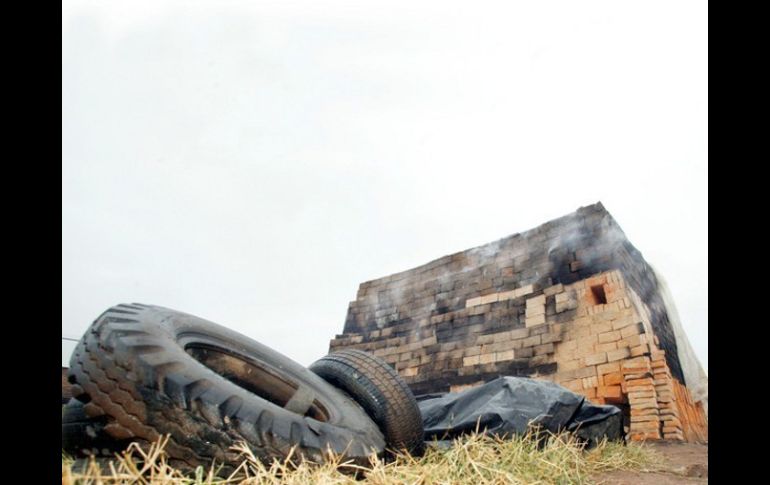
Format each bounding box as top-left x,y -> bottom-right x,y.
328,203 -> 708,442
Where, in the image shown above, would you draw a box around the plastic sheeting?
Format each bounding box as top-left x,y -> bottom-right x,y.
419,376 -> 623,445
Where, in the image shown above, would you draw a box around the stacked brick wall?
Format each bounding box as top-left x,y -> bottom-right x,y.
330,203 -> 706,441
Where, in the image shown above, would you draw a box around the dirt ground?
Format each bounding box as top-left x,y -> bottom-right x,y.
595,441 -> 708,484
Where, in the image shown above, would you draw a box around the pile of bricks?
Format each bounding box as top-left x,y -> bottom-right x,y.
329,203 -> 708,442
673,378 -> 708,442
622,356 -> 661,440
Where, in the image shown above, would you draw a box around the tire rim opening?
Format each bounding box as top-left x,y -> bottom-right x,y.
186,344 -> 329,422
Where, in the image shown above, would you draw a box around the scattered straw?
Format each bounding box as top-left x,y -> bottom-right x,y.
63,430 -> 661,484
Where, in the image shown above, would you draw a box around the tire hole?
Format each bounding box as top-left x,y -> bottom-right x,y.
185,344 -> 329,422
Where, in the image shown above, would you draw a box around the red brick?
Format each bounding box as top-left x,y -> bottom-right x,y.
597,385 -> 622,398
603,372 -> 624,386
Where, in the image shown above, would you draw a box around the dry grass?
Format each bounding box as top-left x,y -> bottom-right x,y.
62,431 -> 661,485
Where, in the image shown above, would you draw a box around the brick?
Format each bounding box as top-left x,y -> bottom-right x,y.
585,352 -> 607,366
468,304 -> 490,316
516,347 -> 534,358
422,336 -> 438,346
591,322 -> 614,335
664,431 -> 685,441
522,335 -> 541,347
480,293 -> 499,305
628,390 -> 656,399
496,350 -> 515,362
576,335 -> 598,350
403,367 -> 419,377
534,343 -> 554,355
585,275 -> 607,288
597,361 -> 620,375
621,356 -> 650,370
611,316 -> 636,331
582,376 -> 599,389
606,347 -> 631,362
626,377 -> 654,388
465,296 -> 483,308
596,341 -> 617,352
525,305 -> 546,317
598,330 -> 621,343
525,314 -> 547,327
556,300 -> 577,313
660,416 -> 683,428
650,350 -> 666,361
597,385 -> 622,398
630,414 -> 661,423
465,346 -> 482,357
479,352 -> 496,365
541,333 -> 562,344
463,355 -> 480,367
544,284 -> 564,296
450,382 -> 483,393
573,366 -> 597,379
493,331 -> 511,343
560,359 -> 581,371
620,324 -> 642,338
630,408 -> 659,417
514,284 -> 534,298
629,400 -> 658,410
475,334 -> 496,345
627,387 -> 656,396
603,372 -> 624,386
622,370 -> 653,380
629,345 -> 648,357
526,295 -> 546,307
509,328 -> 530,340
509,338 -> 524,350
498,290 -> 516,301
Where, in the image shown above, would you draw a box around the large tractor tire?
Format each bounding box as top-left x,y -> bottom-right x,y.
66,304 -> 385,472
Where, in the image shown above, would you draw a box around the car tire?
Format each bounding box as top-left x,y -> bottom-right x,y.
310,349 -> 425,456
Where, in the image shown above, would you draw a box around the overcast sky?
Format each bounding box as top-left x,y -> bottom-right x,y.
62,1 -> 707,373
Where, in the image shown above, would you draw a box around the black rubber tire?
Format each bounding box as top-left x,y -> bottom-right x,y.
66,304 -> 385,473
62,398 -> 132,458
309,349 -> 425,456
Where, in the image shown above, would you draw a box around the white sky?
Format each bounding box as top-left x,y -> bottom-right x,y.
62,1 -> 707,374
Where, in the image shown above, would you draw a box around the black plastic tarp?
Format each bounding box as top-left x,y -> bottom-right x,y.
418,376 -> 623,445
